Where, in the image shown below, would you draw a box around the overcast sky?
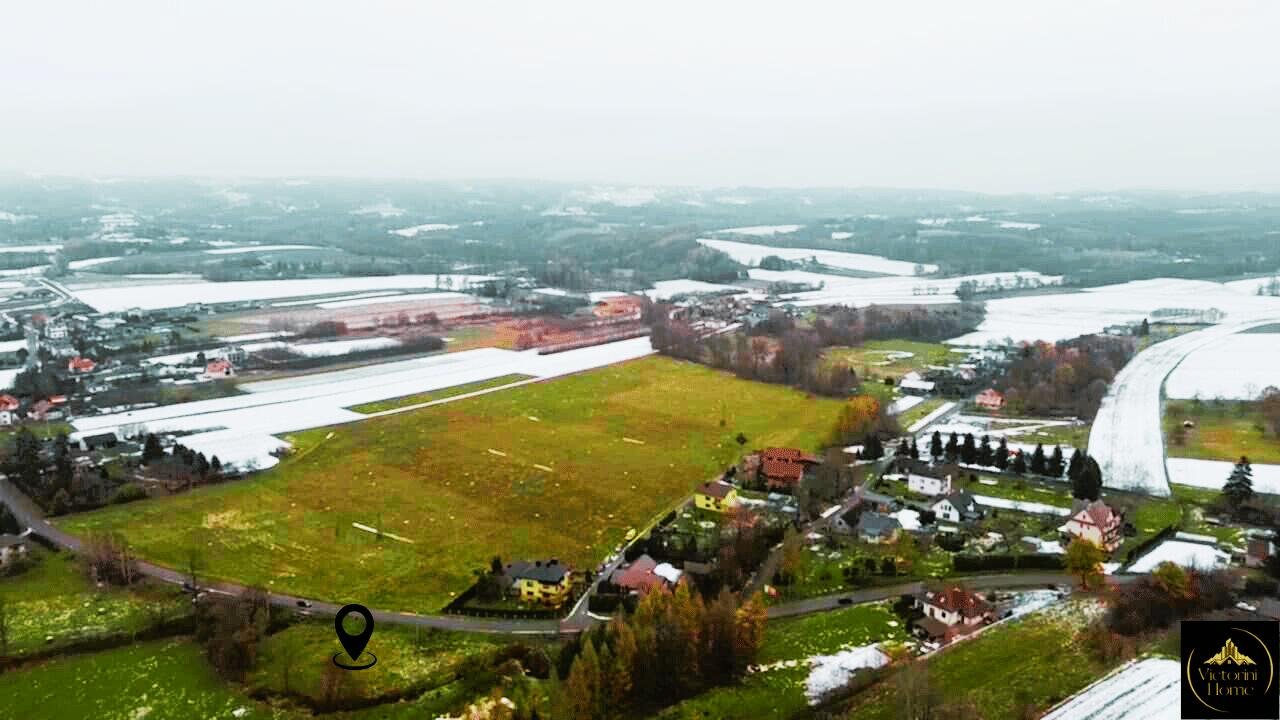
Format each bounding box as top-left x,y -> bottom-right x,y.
3,1 -> 1279,193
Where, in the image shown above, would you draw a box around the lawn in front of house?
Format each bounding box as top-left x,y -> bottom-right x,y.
57,356 -> 845,611
1163,399 -> 1280,465
0,549 -> 189,655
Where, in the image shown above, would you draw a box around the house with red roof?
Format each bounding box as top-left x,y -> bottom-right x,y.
1059,500 -> 1124,553
915,585 -> 994,643
975,388 -> 1005,410
609,553 -> 683,594
0,394 -> 19,412
67,356 -> 96,373
204,359 -> 235,379
756,447 -> 820,491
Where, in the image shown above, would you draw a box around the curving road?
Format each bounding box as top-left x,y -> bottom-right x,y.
1089,319 -> 1280,497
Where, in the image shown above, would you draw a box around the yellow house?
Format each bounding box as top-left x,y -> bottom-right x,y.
506,559 -> 573,606
695,481 -> 738,513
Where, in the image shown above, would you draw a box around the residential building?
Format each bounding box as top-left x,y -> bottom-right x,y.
915,585 -> 994,643
975,388 -> 1005,410
45,322 -> 69,340
505,559 -> 572,606
905,461 -> 958,497
67,356 -> 97,373
695,481 -> 738,513
204,359 -> 235,379
1247,538 -> 1275,569
898,371 -> 936,396
1059,500 -> 1124,553
933,490 -> 981,523
756,447 -> 819,491
856,512 -> 901,544
610,553 -> 682,594
79,432 -> 119,452
0,530 -> 31,568
831,507 -> 860,535
0,394 -> 19,412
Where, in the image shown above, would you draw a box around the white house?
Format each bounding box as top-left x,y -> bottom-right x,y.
932,490 -> 981,523
1059,500 -> 1124,553
915,586 -> 994,643
906,462 -> 957,497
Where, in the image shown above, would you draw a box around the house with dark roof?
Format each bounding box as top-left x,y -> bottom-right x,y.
504,559 -> 573,607
932,490 -> 981,523
915,585 -> 994,643
78,432 -> 119,452
855,512 -> 901,544
695,481 -> 738,513
1246,538 -> 1275,569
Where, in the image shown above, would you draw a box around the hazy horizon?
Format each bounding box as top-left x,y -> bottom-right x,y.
5,1 -> 1279,193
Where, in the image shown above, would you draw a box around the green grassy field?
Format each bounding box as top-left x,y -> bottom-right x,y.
823,340 -> 953,379
839,603 -> 1111,720
1004,422 -> 1091,449
0,639 -> 291,720
349,374 -> 533,413
58,357 -> 844,611
655,602 -> 907,719
1164,399 -> 1280,465
0,550 -> 189,655
898,397 -> 946,429
248,622 -> 504,705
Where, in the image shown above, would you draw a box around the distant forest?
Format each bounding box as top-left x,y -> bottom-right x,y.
1,178 -> 1278,290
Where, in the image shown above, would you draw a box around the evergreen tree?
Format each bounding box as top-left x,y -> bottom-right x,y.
1223,456 -> 1255,513
1010,451 -> 1027,475
863,434 -> 884,460
909,439 -> 920,460
994,438 -> 1009,471
1072,454 -> 1103,501
1029,444 -> 1046,475
960,433 -> 977,465
1067,447 -> 1083,480
977,435 -> 993,467
930,431 -> 943,461
1048,445 -> 1065,477
896,438 -> 910,457
944,432 -> 959,463
142,433 -> 164,464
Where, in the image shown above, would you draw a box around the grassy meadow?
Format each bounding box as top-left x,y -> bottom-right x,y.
58,357 -> 844,610
349,374 -> 533,413
1164,399 -> 1280,465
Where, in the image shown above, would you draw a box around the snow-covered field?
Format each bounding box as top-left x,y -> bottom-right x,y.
755,269 -> 1058,308
949,278 -> 1280,346
886,395 -> 924,416
71,337 -> 655,470
1041,659 -> 1178,720
270,291 -> 402,308
804,645 -> 889,704
0,367 -> 20,390
68,275 -> 495,312
713,225 -> 804,237
204,245 -> 321,255
1165,333 -> 1280,399
287,337 -> 401,357
972,495 -> 1072,517
388,223 -> 459,237
698,238 -> 934,276
317,291 -> 470,309
1127,539 -> 1230,573
68,256 -> 123,270
0,243 -> 61,253
642,279 -> 749,300
1168,457 -> 1280,495
1089,319 -> 1280,496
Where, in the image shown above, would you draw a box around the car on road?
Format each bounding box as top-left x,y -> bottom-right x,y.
181,581 -> 197,594
296,599 -> 312,608
837,597 -> 853,605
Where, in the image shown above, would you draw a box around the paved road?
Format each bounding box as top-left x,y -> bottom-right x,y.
1089,319 -> 1280,497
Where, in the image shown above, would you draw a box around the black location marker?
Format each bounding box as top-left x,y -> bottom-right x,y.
333,603 -> 377,670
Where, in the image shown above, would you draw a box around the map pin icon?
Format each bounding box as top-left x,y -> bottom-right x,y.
334,604 -> 375,668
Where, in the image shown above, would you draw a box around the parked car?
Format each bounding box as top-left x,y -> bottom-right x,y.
296,599 -> 312,608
